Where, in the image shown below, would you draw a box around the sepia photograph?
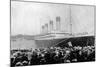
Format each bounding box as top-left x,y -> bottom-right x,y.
10,0 -> 95,67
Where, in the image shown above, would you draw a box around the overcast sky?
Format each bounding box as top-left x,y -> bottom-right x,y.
11,1 -> 95,36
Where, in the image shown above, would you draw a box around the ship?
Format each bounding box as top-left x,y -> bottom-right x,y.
34,5 -> 95,48
34,15 -> 95,48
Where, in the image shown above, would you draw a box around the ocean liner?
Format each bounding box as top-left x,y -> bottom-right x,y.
34,11 -> 94,48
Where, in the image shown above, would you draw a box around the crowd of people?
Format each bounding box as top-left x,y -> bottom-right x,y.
11,45 -> 95,67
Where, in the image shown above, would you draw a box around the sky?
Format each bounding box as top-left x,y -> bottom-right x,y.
11,1 -> 95,36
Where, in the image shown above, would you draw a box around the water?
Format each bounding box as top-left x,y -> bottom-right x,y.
10,38 -> 64,50
11,38 -> 37,49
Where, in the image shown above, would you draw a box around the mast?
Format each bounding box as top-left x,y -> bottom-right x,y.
70,5 -> 72,35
